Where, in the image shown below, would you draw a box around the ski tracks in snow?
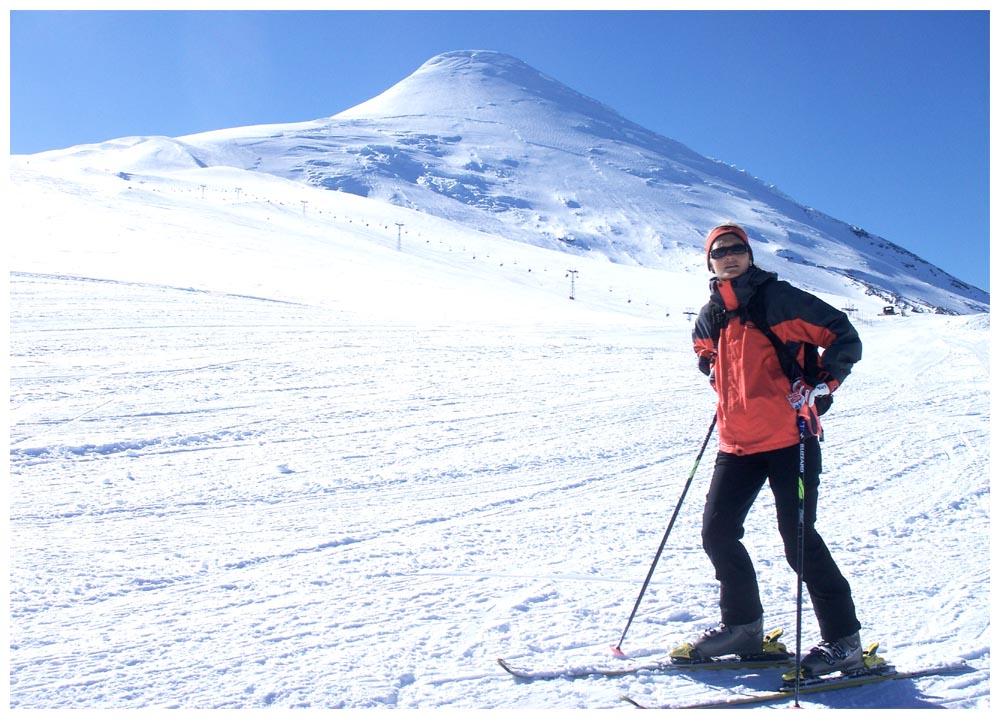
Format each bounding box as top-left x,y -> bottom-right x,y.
9,273 -> 704,708
8,274 -> 989,708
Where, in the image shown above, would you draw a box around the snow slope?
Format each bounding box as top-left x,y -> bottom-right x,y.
7,152 -> 990,710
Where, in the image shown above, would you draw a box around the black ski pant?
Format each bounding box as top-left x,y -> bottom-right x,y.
701,437 -> 861,641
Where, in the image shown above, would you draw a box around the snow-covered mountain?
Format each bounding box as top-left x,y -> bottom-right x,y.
17,50 -> 987,315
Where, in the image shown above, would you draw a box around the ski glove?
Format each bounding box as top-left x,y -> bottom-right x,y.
787,379 -> 833,410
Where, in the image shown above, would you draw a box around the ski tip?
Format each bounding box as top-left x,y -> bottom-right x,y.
610,645 -> 628,659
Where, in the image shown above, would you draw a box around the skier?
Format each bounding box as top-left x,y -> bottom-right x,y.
678,222 -> 864,678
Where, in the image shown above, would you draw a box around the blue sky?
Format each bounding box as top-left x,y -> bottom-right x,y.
9,9 -> 991,291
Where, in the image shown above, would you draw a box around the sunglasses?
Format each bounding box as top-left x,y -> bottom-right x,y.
709,244 -> 749,260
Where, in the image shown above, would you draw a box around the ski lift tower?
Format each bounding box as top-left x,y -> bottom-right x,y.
566,269 -> 579,300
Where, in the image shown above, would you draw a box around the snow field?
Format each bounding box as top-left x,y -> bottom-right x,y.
8,161 -> 989,710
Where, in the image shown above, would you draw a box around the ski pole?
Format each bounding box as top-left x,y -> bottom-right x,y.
793,416 -> 807,707
611,413 -> 718,657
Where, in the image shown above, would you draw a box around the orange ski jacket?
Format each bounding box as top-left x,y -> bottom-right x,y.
692,267 -> 862,456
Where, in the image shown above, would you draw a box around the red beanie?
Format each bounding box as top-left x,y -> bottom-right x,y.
705,223 -> 752,270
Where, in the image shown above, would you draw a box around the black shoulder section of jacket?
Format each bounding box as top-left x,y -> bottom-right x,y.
747,275 -> 862,386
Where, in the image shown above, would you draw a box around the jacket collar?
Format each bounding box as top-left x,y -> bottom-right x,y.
710,266 -> 778,311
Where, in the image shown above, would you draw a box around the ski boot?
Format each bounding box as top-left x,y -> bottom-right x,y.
782,635 -> 889,683
671,619 -> 790,663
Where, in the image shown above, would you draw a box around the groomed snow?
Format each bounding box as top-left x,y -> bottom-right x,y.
8,159 -> 990,710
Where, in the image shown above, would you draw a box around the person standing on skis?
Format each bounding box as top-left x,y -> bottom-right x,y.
676,222 -> 864,678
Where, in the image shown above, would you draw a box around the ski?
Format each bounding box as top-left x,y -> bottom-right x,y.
498,628 -> 792,681
620,661 -> 970,709
497,654 -> 793,680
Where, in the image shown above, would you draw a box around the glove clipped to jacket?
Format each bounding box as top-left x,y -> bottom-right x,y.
787,378 -> 833,410
787,377 -> 837,438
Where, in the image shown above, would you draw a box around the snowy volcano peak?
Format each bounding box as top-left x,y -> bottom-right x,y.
16,50 -> 988,315
335,50 -> 622,126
